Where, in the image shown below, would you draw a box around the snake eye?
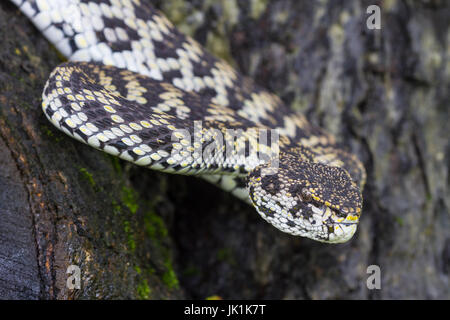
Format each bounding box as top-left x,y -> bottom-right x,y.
301,188 -> 312,202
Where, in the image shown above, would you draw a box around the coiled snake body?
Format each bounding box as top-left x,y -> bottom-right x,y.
11,0 -> 366,243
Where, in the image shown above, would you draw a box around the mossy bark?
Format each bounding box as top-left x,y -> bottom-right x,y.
0,0 -> 448,299
0,2 -> 183,299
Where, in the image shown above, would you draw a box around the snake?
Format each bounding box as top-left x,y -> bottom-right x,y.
10,0 -> 366,243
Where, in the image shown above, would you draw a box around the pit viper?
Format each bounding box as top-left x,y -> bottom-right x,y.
10,0 -> 366,243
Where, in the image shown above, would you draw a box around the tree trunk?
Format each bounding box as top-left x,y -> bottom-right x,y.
0,0 -> 448,299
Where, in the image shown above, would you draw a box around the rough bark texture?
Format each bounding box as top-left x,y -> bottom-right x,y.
0,0 -> 448,299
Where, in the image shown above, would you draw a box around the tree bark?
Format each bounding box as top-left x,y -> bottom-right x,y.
0,1 -> 184,299
0,0 -> 448,299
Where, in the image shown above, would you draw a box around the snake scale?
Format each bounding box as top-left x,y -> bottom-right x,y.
11,0 -> 366,243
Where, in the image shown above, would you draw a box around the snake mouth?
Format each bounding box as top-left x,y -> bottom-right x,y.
324,215 -> 359,243
336,221 -> 359,226
309,204 -> 360,243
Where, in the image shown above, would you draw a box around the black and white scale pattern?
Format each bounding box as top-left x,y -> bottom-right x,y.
11,0 -> 366,243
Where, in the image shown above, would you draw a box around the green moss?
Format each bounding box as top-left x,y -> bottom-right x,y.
41,125 -> 55,138
134,265 -> 142,274
123,220 -> 136,251
143,206 -> 179,289
108,154 -> 122,174
136,279 -> 151,299
111,200 -> 121,215
121,186 -> 139,214
394,216 -> 404,227
41,125 -> 63,142
144,209 -> 168,240
147,266 -> 156,275
41,125 -> 53,137
162,258 -> 179,289
112,185 -> 179,291
79,167 -> 96,189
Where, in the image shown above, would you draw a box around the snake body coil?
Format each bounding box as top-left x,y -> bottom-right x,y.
11,0 -> 366,243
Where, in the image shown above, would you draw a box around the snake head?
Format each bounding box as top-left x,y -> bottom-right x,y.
247,158 -> 363,243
